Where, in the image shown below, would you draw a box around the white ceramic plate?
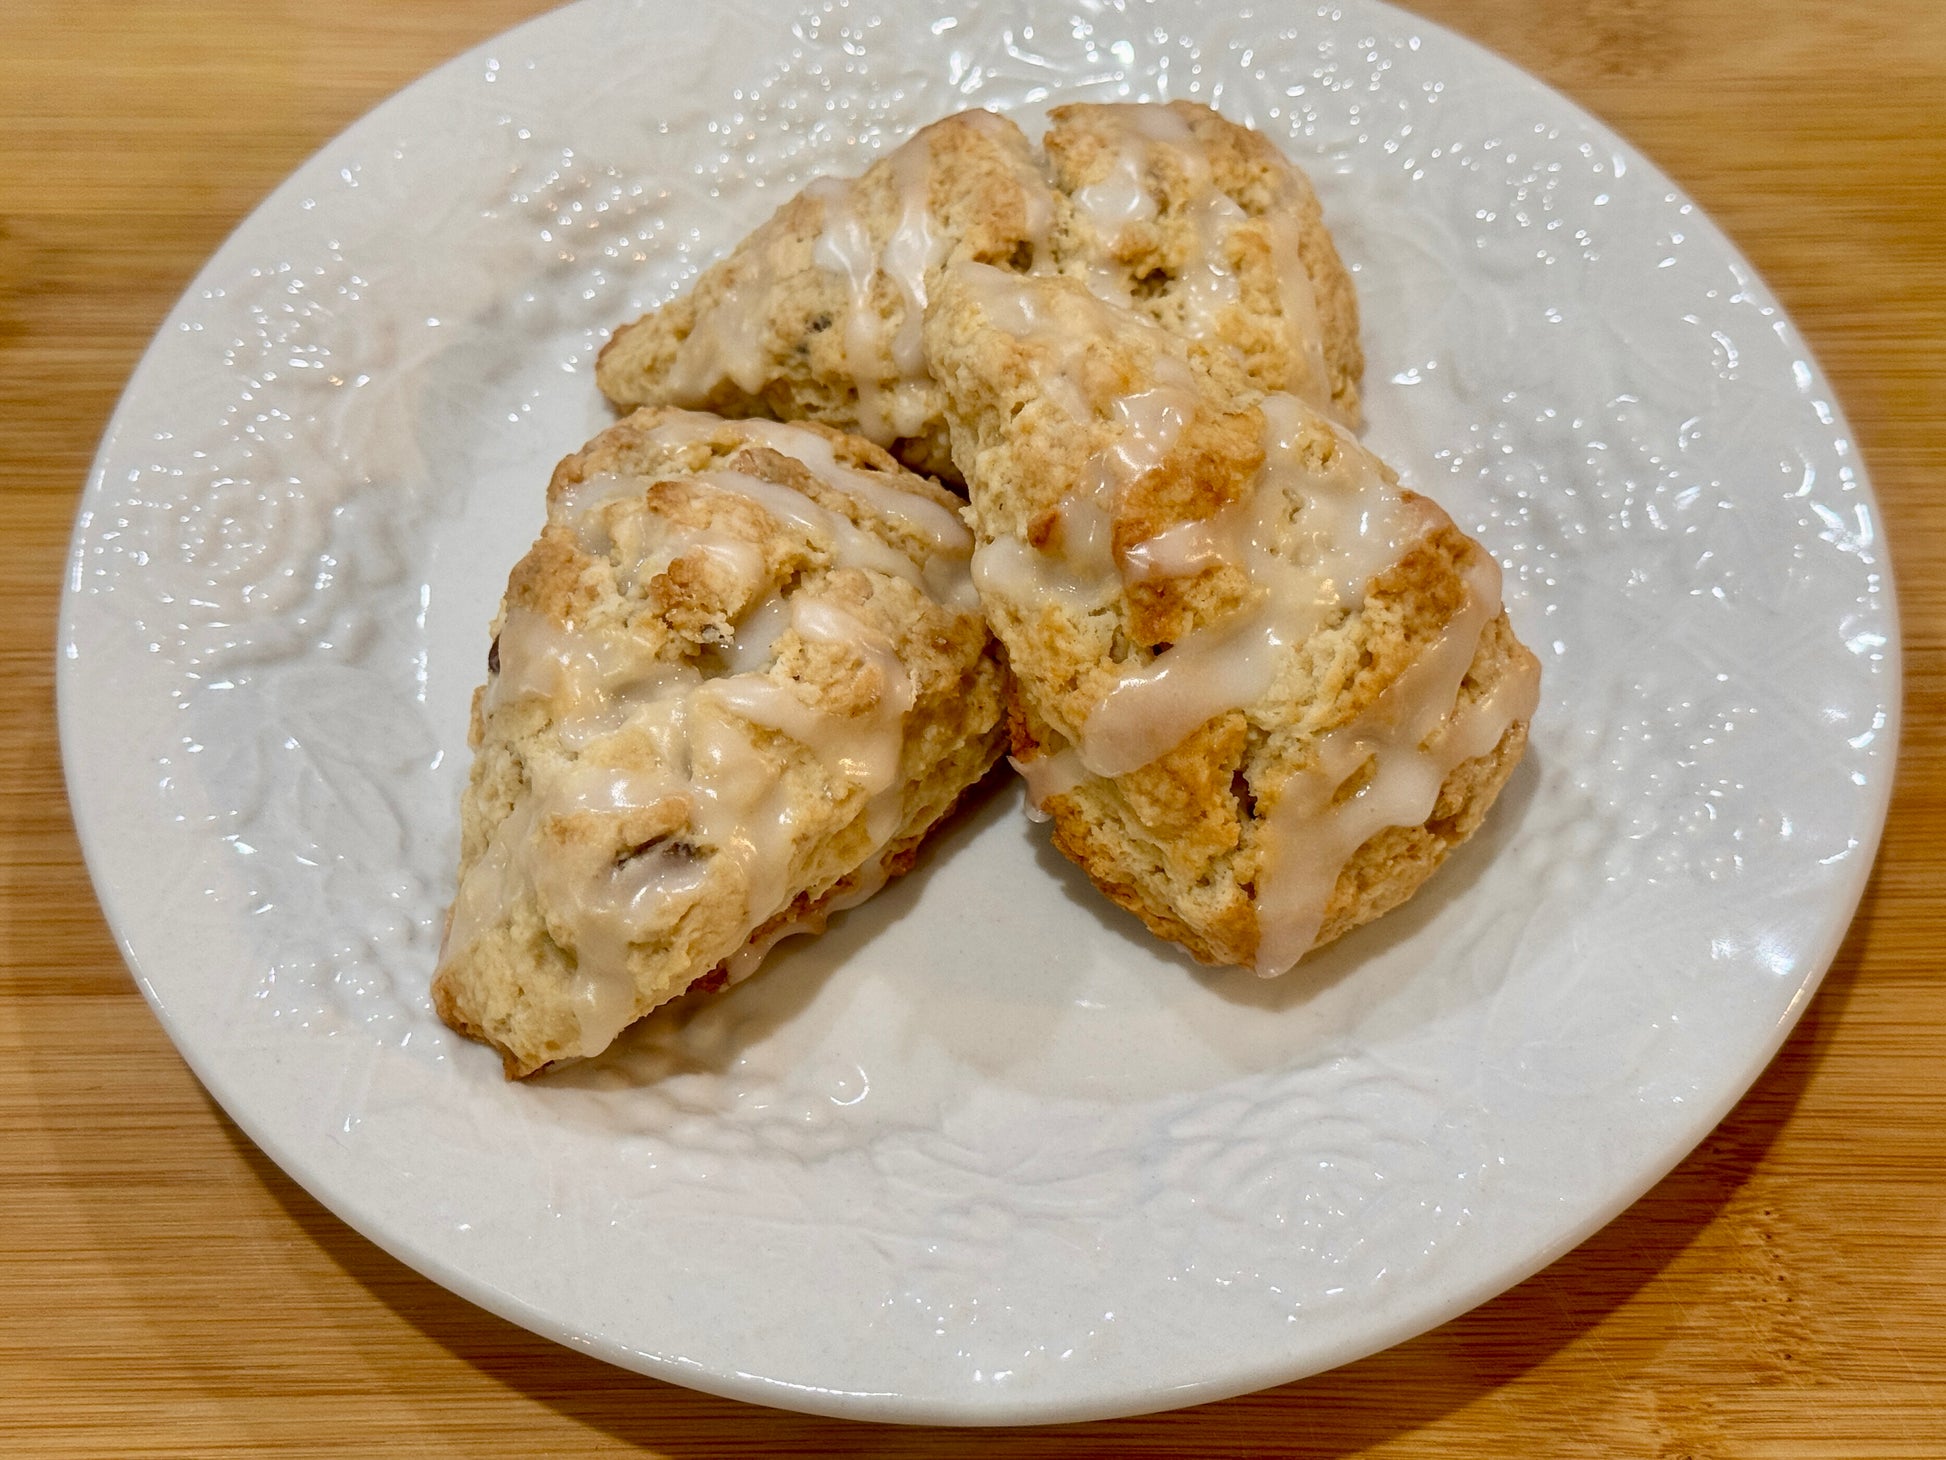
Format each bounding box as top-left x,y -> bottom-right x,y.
59,0 -> 1896,1426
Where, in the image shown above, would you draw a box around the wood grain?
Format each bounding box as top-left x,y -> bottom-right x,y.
3,1 -> 1942,1453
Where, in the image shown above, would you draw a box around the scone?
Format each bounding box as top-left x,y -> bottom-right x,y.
597,110 -> 1048,480
925,262 -> 1539,973
433,409 -> 1007,1075
596,103 -> 1361,480
1040,101 -> 1363,425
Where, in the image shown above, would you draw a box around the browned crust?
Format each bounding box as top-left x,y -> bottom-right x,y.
489,732 -> 1004,1081
595,112 -> 1050,478
434,410 -> 1005,1077
1027,608 -> 1537,968
1044,99 -> 1364,425
596,104 -> 1365,465
430,963 -> 521,1078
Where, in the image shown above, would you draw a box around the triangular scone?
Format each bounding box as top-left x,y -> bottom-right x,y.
597,111 -> 1048,481
925,263 -> 1539,972
597,103 -> 1361,481
433,410 -> 1007,1075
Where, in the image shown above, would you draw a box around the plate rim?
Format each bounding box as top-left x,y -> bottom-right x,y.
55,0 -> 1902,1425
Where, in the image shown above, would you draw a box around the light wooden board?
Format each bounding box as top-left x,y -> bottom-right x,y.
2,1 -> 1941,1453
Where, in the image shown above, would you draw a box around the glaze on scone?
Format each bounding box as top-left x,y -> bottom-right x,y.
596,111 -> 1048,480
433,409 -> 1007,1075
596,103 -> 1361,479
1041,101 -> 1362,424
925,263 -> 1539,972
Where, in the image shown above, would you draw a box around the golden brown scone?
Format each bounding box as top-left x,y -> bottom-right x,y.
433,409 -> 1007,1076
596,111 -> 1049,481
1043,100 -> 1363,426
925,262 -> 1538,973
597,104 -> 1361,479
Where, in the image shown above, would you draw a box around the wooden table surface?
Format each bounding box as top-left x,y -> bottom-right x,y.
4,1 -> 1941,1453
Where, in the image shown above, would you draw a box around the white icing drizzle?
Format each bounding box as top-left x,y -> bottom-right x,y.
631,411 -> 979,613
659,262 -> 778,410
882,138 -> 946,379
1259,184 -> 1333,417
554,469 -> 646,538
453,593 -> 919,1057
1073,105 -> 1334,414
726,418 -> 969,551
1117,512 -> 1234,581
655,121 -> 956,441
701,599 -> 914,813
698,468 -> 921,584
442,426 -> 980,1058
958,106 -> 1059,251
973,528 -> 1116,614
720,854 -> 893,987
810,132 -> 948,443
1119,107 -> 1258,339
949,262 -> 1414,782
1081,399 -> 1431,777
1072,143 -> 1158,233
809,111 -> 1059,443
1250,553 -> 1540,975
722,591 -> 793,675
484,607 -> 702,727
648,104 -> 1334,450
975,365 -> 1204,611
949,258 -> 1530,976
724,417 -> 980,612
955,268 -> 1404,772
951,263 -> 1096,421
810,178 -> 893,441
956,260 -> 1207,619
626,520 -> 767,598
1010,746 -> 1088,823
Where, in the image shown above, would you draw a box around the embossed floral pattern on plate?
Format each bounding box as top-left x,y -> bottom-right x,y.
59,0 -> 1895,1425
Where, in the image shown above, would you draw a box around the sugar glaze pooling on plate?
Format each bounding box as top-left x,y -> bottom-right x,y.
59,0 -> 1894,1424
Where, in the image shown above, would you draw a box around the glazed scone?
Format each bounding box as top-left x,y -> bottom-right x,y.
433,409 -> 1007,1076
1042,101 -> 1363,426
596,103 -> 1361,479
925,262 -> 1539,972
597,110 -> 1049,480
